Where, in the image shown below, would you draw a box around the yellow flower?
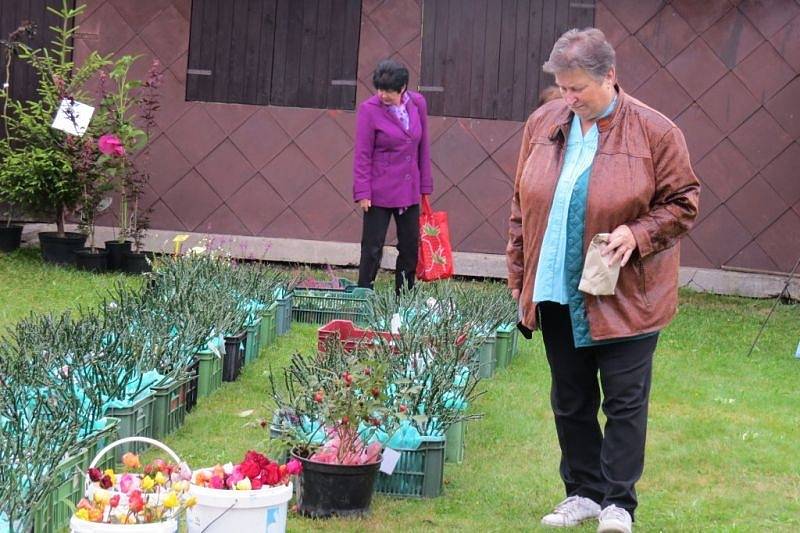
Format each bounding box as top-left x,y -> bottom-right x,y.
186,496 -> 197,508
103,469 -> 116,485
154,471 -> 168,486
141,475 -> 155,490
162,491 -> 179,509
75,509 -> 90,521
93,488 -> 111,505
235,477 -> 252,490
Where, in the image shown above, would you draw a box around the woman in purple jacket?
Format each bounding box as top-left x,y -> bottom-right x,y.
353,59 -> 433,294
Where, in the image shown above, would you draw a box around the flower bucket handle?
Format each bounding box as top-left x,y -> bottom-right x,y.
84,436 -> 186,492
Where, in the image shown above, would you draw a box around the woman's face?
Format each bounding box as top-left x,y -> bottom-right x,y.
377,88 -> 404,106
554,67 -> 616,122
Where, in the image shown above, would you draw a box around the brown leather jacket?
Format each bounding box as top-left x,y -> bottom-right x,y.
506,88 -> 700,341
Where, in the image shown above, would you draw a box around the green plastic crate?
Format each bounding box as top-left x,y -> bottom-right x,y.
445,420 -> 466,464
292,287 -> 372,325
259,302 -> 278,348
151,377 -> 189,439
82,416 -> 120,472
245,318 -> 261,364
276,292 -> 292,335
105,390 -> 155,459
475,334 -> 497,379
375,436 -> 445,498
196,348 -> 223,398
32,447 -> 88,533
495,324 -> 515,370
511,327 -> 520,358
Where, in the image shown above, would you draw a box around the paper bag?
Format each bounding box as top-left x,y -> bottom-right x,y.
578,233 -> 620,296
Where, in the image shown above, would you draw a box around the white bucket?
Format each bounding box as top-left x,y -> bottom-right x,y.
187,480 -> 293,533
69,517 -> 178,533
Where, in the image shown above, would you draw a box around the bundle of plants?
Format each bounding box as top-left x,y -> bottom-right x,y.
268,344 -> 401,518
364,284 -> 490,439
0,343 -> 84,532
3,308 -> 145,435
270,344 -> 398,462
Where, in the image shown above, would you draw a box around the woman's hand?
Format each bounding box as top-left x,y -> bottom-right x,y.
603,225 -> 637,267
359,199 -> 372,212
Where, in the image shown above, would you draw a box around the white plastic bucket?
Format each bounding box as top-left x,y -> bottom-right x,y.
187,478 -> 293,533
69,517 -> 178,533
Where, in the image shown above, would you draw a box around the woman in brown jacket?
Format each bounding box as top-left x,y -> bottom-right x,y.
507,29 -> 699,533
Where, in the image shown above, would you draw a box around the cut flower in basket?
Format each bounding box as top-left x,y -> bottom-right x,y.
75,452 -> 196,524
192,450 -> 301,490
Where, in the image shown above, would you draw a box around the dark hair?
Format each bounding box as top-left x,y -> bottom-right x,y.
372,59 -> 409,92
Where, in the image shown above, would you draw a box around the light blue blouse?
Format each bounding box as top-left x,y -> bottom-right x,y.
533,98 -> 616,305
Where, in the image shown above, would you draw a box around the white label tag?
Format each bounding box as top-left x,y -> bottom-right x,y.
51,98 -> 94,136
379,447 -> 401,475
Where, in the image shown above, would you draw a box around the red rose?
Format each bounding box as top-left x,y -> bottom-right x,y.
109,494 -> 120,508
100,475 -> 113,489
250,477 -> 263,490
264,463 -> 280,485
128,490 -> 144,513
239,459 -> 260,479
88,468 -> 102,482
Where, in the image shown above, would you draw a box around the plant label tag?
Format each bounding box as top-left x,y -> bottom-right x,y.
51,98 -> 94,136
380,447 -> 401,475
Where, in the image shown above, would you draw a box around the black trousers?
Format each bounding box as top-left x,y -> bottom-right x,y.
538,301 -> 658,520
357,204 -> 419,294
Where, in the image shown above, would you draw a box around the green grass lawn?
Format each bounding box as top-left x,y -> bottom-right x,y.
2,249 -> 799,532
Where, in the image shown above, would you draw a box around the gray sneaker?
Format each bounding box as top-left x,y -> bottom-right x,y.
597,505 -> 632,533
541,495 -> 601,527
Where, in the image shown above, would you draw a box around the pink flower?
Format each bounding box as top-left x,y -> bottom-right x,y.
286,459 -> 302,476
209,475 -> 224,489
119,473 -> 139,495
179,462 -> 192,481
98,133 -> 125,157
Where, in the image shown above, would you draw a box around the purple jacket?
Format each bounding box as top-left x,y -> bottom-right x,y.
352,91 -> 433,207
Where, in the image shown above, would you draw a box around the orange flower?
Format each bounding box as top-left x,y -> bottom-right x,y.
122,452 -> 141,469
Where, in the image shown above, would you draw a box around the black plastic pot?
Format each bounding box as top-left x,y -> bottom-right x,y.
222,331 -> 246,382
0,225 -> 23,253
39,232 -> 86,265
292,450 -> 381,518
122,251 -> 152,274
74,248 -> 109,273
104,240 -> 132,271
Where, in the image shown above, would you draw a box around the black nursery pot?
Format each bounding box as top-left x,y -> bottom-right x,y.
74,248 -> 109,273
0,225 -> 23,253
292,450 -> 381,518
104,240 -> 132,270
122,251 -> 152,274
38,232 -> 86,265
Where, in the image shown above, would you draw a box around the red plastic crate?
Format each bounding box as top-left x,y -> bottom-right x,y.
317,320 -> 398,354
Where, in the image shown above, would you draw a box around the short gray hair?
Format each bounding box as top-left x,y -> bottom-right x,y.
542,28 -> 616,81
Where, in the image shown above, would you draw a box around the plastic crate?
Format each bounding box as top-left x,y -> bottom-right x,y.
317,319 -> 397,354
223,331 -> 246,382
473,334 -> 496,379
375,436 -> 445,498
245,318 -> 261,364
32,448 -> 88,533
444,420 -> 466,464
185,359 -> 200,413
151,376 -> 189,439
292,287 -> 372,325
495,324 -> 515,370
197,348 -> 223,398
276,292 -> 293,335
511,327 -> 520,358
259,302 -> 277,348
82,417 -> 120,472
104,390 -> 155,459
